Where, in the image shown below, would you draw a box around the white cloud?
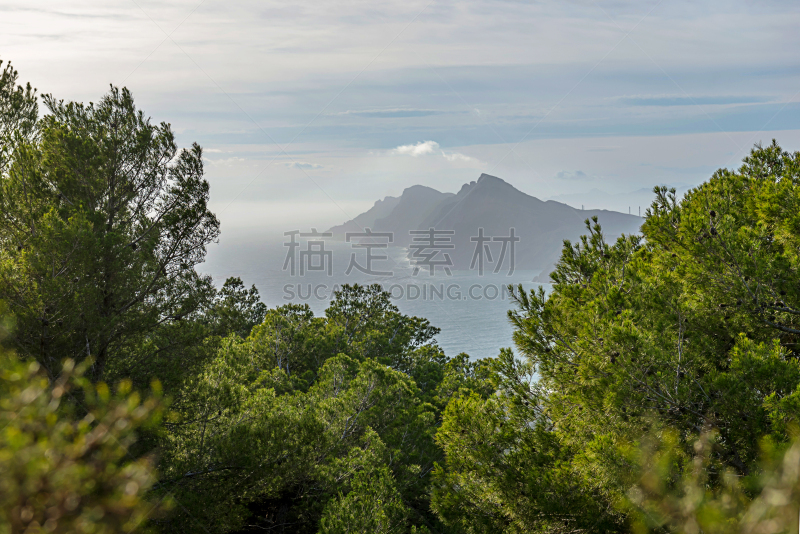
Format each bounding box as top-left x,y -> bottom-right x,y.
205,148 -> 224,153
336,108 -> 444,118
393,140 -> 439,157
288,161 -> 324,169
442,151 -> 479,164
392,140 -> 483,167
204,156 -> 246,166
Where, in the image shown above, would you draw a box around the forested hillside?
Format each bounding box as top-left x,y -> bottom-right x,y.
3,58 -> 800,533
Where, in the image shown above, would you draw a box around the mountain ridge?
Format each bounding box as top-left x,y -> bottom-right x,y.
327,173 -> 643,280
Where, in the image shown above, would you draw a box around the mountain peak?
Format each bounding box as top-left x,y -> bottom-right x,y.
457,181 -> 476,195
476,173 -> 515,192
373,195 -> 396,207
401,184 -> 443,196
477,173 -> 503,183
328,173 -> 642,275
454,174 -> 510,196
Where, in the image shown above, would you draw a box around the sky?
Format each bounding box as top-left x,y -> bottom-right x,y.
2,0 -> 800,232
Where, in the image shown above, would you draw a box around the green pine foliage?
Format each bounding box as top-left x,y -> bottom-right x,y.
0,84 -> 220,388
0,58 -> 38,176
319,467 -> 410,534
0,325 -> 165,533
3,57 -> 800,533
620,427 -> 800,533
155,286 -> 461,533
431,141 -> 800,532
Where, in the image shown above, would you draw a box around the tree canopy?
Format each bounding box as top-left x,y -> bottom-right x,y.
2,58 -> 800,534
431,140 -> 800,533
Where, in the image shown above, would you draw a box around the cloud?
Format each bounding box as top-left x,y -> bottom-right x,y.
337,108 -> 446,118
393,140 -> 439,157
204,148 -> 224,153
555,170 -> 590,180
442,151 -> 480,164
288,161 -> 324,169
392,140 -> 483,167
204,156 -> 247,166
619,95 -> 769,107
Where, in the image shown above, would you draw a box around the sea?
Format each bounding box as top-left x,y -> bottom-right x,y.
202,232 -> 548,360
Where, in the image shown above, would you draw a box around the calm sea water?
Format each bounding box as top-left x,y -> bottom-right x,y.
202,232 -> 548,360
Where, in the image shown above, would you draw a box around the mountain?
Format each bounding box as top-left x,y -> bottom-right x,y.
327,174 -> 643,280
327,195 -> 402,238
546,184 -> 693,216
371,185 -> 454,246
328,185 -> 453,243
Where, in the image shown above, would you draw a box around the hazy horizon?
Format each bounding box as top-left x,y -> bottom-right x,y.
3,0 -> 800,234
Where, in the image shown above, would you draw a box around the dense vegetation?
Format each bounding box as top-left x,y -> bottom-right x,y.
2,57 -> 800,533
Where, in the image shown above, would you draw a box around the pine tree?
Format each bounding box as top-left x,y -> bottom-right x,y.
0,84 -> 220,385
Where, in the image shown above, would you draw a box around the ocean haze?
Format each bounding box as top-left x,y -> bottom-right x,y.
202,232 -> 543,360
203,172 -> 640,358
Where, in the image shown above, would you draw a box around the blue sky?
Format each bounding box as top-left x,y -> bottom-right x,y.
2,0 -> 800,230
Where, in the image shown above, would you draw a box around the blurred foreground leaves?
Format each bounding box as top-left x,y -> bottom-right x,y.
0,346 -> 164,533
